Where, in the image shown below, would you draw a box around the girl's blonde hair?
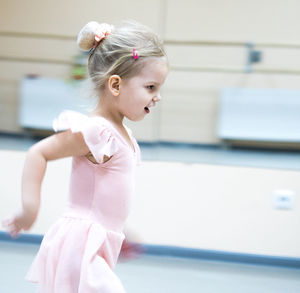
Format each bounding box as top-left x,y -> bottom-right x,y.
78,20 -> 167,95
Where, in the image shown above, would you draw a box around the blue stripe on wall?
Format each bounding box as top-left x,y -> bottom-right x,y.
0,231 -> 43,245
144,244 -> 300,269
1,231 -> 299,269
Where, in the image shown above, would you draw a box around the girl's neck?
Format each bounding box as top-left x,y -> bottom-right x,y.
91,95 -> 124,127
90,94 -> 135,152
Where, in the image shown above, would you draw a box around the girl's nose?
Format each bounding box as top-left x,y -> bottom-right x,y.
154,93 -> 161,102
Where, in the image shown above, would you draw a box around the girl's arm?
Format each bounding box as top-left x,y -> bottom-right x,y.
2,130 -> 89,237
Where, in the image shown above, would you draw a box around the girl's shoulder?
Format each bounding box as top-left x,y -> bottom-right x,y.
53,110 -> 119,164
53,110 -> 125,135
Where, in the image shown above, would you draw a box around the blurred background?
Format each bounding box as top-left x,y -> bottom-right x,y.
0,0 -> 300,292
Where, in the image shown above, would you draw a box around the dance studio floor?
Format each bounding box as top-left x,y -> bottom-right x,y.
0,241 -> 300,293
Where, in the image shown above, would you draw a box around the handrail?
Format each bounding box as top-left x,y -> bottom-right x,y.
164,40 -> 300,49
170,66 -> 300,75
1,31 -> 300,49
0,31 -> 74,40
0,55 -> 74,65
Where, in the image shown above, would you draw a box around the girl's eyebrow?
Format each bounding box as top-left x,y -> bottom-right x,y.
146,81 -> 160,85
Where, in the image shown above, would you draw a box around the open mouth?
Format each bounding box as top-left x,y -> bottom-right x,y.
144,107 -> 150,114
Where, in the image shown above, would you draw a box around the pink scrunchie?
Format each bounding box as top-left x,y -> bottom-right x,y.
77,21 -> 114,51
94,23 -> 114,46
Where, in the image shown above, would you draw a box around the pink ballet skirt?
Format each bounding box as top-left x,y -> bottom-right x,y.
26,110 -> 140,292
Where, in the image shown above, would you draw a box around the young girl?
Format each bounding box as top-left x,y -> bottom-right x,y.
3,20 -> 168,292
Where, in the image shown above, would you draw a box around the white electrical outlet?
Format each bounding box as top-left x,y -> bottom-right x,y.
273,189 -> 295,210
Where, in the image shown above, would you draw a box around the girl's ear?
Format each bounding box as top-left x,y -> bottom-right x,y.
108,75 -> 122,96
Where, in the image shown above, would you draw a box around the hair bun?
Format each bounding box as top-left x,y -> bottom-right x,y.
77,21 -> 100,51
77,21 -> 114,51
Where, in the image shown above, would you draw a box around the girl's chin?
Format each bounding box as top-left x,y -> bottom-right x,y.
126,114 -> 145,122
125,109 -> 150,121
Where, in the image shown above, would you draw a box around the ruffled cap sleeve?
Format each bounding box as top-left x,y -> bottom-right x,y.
53,110 -> 118,163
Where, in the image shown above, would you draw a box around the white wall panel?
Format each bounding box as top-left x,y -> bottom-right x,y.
0,61 -> 71,80
0,0 -> 165,36
0,36 -> 77,63
0,82 -> 21,132
165,0 -> 300,43
254,47 -> 300,71
166,45 -> 247,70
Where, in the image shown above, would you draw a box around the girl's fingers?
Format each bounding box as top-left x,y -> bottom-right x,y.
7,225 -> 20,238
2,217 -> 21,238
2,218 -> 12,227
10,230 -> 20,239
2,217 -> 17,228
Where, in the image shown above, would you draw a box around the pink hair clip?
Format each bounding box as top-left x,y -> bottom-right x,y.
93,23 -> 114,49
133,49 -> 139,60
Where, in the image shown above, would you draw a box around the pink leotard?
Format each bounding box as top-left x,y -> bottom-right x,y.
26,110 -> 140,293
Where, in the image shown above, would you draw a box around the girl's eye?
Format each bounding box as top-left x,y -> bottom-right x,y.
147,85 -> 155,90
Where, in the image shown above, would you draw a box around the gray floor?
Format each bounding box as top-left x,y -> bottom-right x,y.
0,133 -> 300,171
0,241 -> 300,293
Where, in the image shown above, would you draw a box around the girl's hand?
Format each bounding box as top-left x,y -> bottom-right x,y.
2,210 -> 34,238
119,239 -> 145,261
